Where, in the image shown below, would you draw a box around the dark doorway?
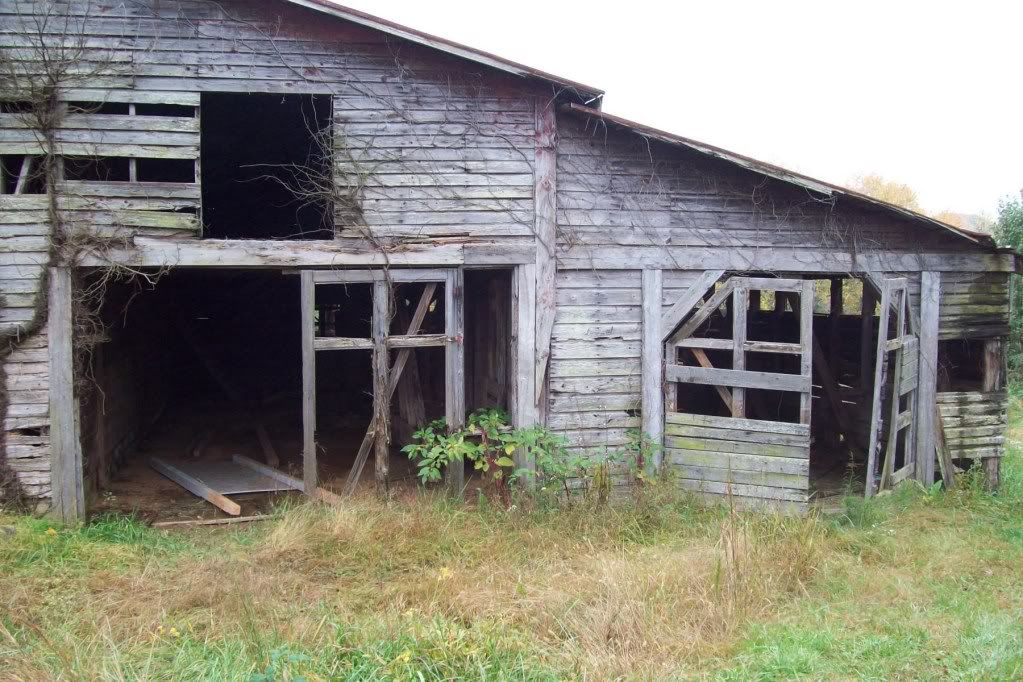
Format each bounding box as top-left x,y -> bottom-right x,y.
200,92 -> 333,239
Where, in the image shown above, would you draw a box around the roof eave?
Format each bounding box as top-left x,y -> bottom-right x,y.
285,0 -> 605,102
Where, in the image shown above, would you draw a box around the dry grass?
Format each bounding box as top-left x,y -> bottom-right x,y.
2,425 -> 1023,680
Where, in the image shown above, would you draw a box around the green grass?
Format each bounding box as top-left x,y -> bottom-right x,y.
3,408 -> 1023,680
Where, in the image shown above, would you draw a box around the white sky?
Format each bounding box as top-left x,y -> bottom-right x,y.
336,0 -> 1022,217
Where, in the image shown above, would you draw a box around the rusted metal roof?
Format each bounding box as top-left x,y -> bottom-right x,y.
562,103 -> 996,248
285,0 -> 604,102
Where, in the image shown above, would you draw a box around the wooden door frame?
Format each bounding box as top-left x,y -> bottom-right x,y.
300,267 -> 465,496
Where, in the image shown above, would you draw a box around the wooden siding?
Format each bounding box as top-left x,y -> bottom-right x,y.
937,390 -> 1007,460
664,411 -> 810,508
938,272 -> 1010,340
1,194 -> 50,500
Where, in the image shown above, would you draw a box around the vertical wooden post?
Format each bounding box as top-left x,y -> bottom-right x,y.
444,268 -> 466,494
48,266 -> 85,523
916,272 -> 940,485
533,97 -> 558,409
372,279 -> 391,489
731,282 -> 748,418
300,271 -> 317,494
829,278 -> 842,374
641,269 -> 663,466
982,337 -> 1005,490
127,104 -> 138,183
511,263 -> 537,475
799,280 -> 814,425
864,281 -> 892,497
860,282 -> 877,394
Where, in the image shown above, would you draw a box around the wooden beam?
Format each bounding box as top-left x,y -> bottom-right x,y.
669,279 -> 736,345
511,263 -> 538,472
916,272 -> 940,486
829,278 -> 842,374
314,337 -> 373,350
982,337 -> 1005,490
386,333 -> 450,348
300,271 -> 317,494
865,281 -> 893,497
372,279 -> 391,488
660,269 -> 724,341
152,515 -> 270,528
149,458 -> 241,516
641,269 -> 664,463
860,283 -> 877,394
666,364 -> 811,393
343,282 -> 437,495
444,268 -> 466,494
78,238 -> 536,269
687,349 -> 733,412
879,289 -> 908,491
732,283 -> 748,418
13,155 -> 33,194
533,97 -> 558,403
799,280 -> 814,425
312,268 -> 450,284
48,266 -> 85,524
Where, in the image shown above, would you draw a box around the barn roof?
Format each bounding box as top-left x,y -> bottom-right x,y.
285,0 -> 604,102
286,1 -> 995,249
561,104 -> 996,247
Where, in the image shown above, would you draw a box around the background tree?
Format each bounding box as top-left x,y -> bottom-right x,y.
851,173 -> 922,212
993,195 -> 1023,379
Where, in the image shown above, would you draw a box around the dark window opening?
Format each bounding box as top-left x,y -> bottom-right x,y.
200,92 -> 333,240
0,100 -> 34,113
137,157 -> 195,183
66,101 -> 130,115
134,103 -> 194,117
1,155 -> 46,194
937,338 -> 985,392
64,156 -> 130,182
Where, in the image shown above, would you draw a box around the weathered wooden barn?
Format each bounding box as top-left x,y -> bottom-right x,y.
1,0 -> 1016,521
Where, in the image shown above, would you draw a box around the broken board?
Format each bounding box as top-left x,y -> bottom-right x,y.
149,457 -> 297,516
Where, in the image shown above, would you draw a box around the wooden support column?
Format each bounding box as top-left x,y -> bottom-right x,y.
916,272 -> 940,485
372,279 -> 391,488
982,337 -> 1005,490
300,271 -> 317,494
48,266 -> 85,523
860,282 -> 877,393
533,98 -> 557,411
444,268 -> 466,494
799,280 -> 814,425
829,278 -> 842,374
731,283 -> 748,418
641,269 -> 664,465
511,263 -> 538,475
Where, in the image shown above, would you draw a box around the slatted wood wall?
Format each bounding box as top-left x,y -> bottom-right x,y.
936,390 -> 1007,461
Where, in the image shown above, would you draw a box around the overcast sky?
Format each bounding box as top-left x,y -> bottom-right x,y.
336,0 -> 1022,218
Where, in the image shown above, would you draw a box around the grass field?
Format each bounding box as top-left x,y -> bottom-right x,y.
3,408 -> 1023,681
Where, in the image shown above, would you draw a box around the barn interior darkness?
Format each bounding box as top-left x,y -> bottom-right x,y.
200,92 -> 333,239
78,267 -> 511,517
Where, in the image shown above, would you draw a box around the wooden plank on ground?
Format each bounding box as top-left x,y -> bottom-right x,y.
149,457 -> 241,516
232,454 -> 303,491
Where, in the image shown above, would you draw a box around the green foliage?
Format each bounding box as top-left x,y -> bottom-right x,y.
994,197 -> 1023,379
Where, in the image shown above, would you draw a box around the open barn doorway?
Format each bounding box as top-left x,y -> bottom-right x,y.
663,272 -> 893,510
77,267 -> 513,520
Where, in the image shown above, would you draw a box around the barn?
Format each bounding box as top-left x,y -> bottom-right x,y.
1,0 -> 1015,522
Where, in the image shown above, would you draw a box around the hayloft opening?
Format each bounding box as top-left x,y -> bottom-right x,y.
200,92 -> 333,240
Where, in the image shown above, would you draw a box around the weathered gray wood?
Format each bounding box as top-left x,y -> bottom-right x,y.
13,155 -> 34,194
667,449 -> 809,476
660,269 -> 724,341
829,278 -> 842,376
665,409 -> 811,436
879,289 -> 907,491
982,337 -> 1005,489
860,282 -> 877,393
916,272 -> 940,485
386,333 -> 450,348
534,98 -> 558,403
666,364 -> 811,393
312,268 -> 450,284
665,422 -> 809,447
641,269 -> 664,462
343,282 -> 437,495
149,457 -> 241,516
48,267 -> 84,523
864,280 -> 892,497
444,268 -> 466,493
372,279 -> 391,488
665,435 -> 808,459
300,271 -> 317,494
314,337 -> 374,351
732,283 -> 748,418
799,280 -> 814,425
670,279 -> 735,345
